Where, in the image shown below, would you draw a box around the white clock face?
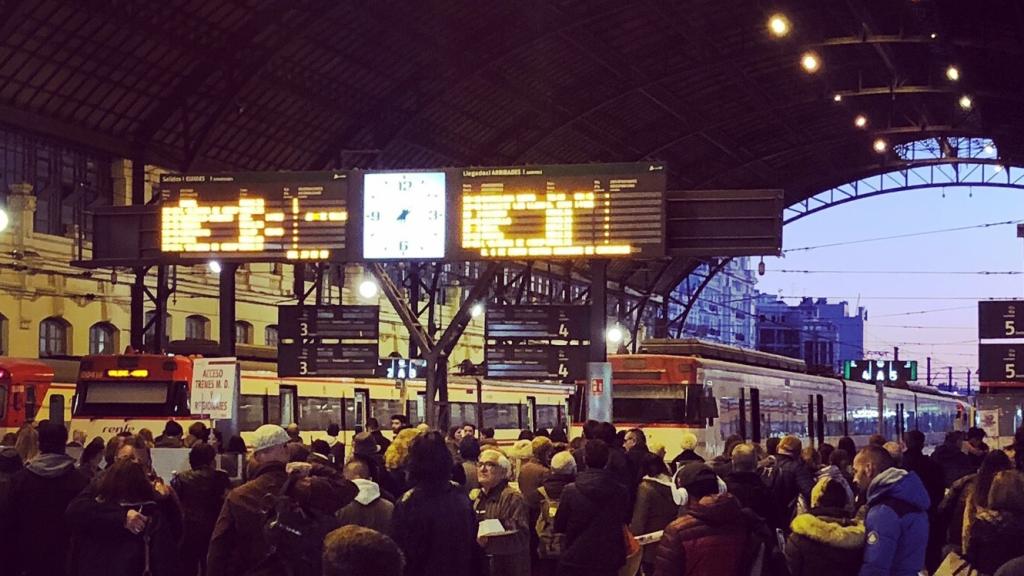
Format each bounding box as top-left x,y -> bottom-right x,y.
362,171 -> 447,259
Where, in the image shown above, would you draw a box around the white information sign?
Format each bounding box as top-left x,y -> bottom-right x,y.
190,357 -> 237,420
978,408 -> 1000,443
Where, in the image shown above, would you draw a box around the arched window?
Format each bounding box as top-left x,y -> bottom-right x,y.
89,322 -> 118,355
39,317 -> 71,357
235,321 -> 253,345
144,310 -> 172,347
265,325 -> 279,347
185,315 -> 210,340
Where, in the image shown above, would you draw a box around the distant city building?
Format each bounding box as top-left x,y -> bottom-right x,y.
664,258 -> 759,348
755,296 -> 866,373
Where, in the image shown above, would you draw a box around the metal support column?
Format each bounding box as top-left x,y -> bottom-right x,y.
293,264 -> 306,303
589,260 -> 608,363
130,267 -> 146,351
409,266 -> 421,359
152,265 -> 169,353
220,263 -> 238,357
131,157 -> 146,206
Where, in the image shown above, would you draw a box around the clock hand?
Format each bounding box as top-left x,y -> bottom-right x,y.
397,209 -> 410,222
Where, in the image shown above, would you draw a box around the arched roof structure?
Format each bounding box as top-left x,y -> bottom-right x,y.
2,0 -> 1023,294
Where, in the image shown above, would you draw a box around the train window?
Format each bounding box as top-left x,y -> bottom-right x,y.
49,394 -> 64,425
83,381 -> 168,404
614,398 -> 687,424
450,402 -> 478,428
0,385 -> 6,419
370,399 -> 404,423
238,394 -> 266,432
267,394 -> 281,426
536,405 -> 560,430
482,403 -> 520,429
407,394 -> 425,426
298,397 -> 342,432
25,385 -> 37,421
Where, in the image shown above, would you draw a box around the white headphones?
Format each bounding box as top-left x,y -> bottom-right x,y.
671,466 -> 728,507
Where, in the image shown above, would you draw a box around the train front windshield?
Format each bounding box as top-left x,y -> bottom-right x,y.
74,379 -> 190,417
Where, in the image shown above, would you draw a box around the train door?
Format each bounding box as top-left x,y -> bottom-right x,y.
49,394 -> 65,426
750,388 -> 762,444
352,388 -> 369,430
525,396 -> 537,431
279,385 -> 298,427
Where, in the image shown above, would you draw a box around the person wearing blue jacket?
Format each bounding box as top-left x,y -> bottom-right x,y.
853,445 -> 930,576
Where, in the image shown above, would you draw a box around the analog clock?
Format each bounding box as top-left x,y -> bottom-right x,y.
362,171 -> 447,259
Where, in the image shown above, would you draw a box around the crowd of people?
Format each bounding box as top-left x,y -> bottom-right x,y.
2,417 -> 1024,576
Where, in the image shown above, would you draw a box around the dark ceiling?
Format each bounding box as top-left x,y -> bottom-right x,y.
2,0 -> 1022,295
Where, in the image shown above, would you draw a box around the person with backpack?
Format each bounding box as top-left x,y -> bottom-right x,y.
654,462 -> 771,576
171,442 -> 232,576
726,443 -> 781,532
771,436 -> 816,528
206,424 -> 357,576
535,450 -> 577,576
630,453 -> 678,576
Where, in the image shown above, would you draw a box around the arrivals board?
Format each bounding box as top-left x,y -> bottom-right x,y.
978,300 -> 1024,339
978,343 -> 1024,382
159,172 -> 349,261
486,345 -> 589,381
278,305 -> 379,377
485,305 -> 591,341
457,163 -> 666,259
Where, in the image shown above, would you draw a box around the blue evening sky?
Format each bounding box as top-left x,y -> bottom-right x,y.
755,185 -> 1024,386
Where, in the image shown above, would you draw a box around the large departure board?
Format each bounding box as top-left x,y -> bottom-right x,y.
458,163 -> 666,259
278,305 -> 379,377
159,171 -> 349,261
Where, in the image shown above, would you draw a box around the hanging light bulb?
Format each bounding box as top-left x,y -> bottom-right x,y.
758,257 -> 766,276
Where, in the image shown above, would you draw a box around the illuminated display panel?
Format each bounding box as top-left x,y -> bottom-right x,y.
457,163 -> 666,259
362,171 -> 447,260
159,171 -> 349,261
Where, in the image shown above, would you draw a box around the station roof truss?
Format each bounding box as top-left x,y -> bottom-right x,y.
3,0 -> 1023,298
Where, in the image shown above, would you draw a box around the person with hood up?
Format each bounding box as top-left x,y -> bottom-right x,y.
473,448 -> 531,576
670,431 -> 705,472
5,420 -> 88,576
939,449 -> 1012,556
630,453 -> 679,576
391,431 -> 478,576
206,424 -> 357,576
553,438 -> 630,576
965,470 -> 1024,575
726,442 -> 782,531
785,477 -> 866,576
337,458 -> 394,534
654,462 -> 770,576
816,448 -> 856,512
854,445 -> 930,576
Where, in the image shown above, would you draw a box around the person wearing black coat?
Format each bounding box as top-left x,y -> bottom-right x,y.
0,446 -> 23,570
784,478 -> 865,576
171,443 -> 231,576
553,439 -> 630,576
931,432 -> 974,487
725,443 -> 782,531
5,420 -> 89,576
902,430 -> 946,571
391,432 -> 479,576
66,457 -> 183,576
773,436 -> 816,525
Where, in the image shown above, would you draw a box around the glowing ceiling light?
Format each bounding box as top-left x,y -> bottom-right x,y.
873,138 -> 888,153
984,144 -> 994,155
833,94 -> 843,103
470,302 -> 485,319
946,65 -> 960,81
854,114 -> 868,128
606,324 -> 627,345
994,165 -> 1004,173
930,33 -> 938,39
208,261 -> 222,274
0,208 -> 8,234
358,279 -> 379,299
959,95 -> 973,110
800,52 -> 821,73
768,14 -> 791,37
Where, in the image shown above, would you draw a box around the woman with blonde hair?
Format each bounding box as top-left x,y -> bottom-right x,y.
15,423 -> 38,463
384,427 -> 422,497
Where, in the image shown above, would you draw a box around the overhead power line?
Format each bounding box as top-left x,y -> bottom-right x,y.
784,219 -> 1023,253
874,306 -> 975,318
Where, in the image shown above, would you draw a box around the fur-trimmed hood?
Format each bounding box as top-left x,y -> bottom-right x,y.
790,511 -> 865,550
